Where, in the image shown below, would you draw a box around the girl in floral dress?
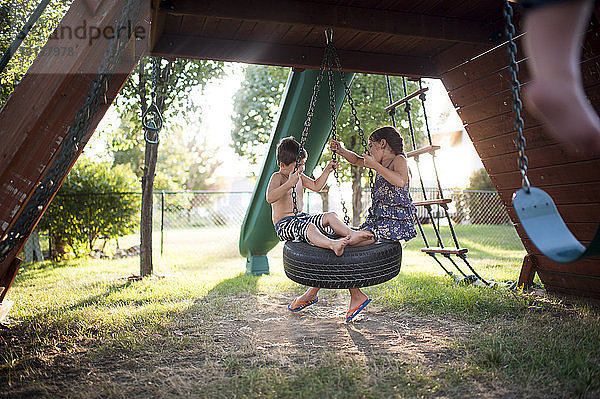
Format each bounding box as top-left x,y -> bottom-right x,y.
288,126 -> 416,322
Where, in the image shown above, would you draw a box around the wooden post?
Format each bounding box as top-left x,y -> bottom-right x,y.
518,254 -> 537,289
140,142 -> 159,277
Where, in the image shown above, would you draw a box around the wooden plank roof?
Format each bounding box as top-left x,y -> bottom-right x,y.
149,0 -> 505,77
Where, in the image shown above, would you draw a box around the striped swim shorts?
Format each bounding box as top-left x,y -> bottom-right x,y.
274,213 -> 336,243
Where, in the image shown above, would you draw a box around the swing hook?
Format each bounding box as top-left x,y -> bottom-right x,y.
324,28 -> 334,44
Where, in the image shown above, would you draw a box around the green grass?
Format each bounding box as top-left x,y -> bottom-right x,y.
1,226 -> 599,398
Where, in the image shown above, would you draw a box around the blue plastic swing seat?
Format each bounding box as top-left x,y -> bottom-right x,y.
513,187 -> 600,263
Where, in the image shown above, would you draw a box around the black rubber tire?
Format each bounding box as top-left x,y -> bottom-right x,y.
283,241 -> 402,289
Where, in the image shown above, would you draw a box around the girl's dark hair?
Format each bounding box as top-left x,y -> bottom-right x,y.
277,137 -> 307,165
369,126 -> 405,155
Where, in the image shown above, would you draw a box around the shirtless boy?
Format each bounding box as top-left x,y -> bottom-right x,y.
266,137 -> 373,256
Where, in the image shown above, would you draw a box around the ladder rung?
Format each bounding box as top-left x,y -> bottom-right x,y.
385,87 -> 429,113
421,247 -> 468,255
412,198 -> 452,207
406,145 -> 440,158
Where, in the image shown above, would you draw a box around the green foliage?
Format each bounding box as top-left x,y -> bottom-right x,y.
321,74 -> 425,182
230,66 -> 426,178
459,168 -> 507,224
106,58 -> 225,191
230,66 -> 427,222
467,168 -> 495,191
0,0 -> 72,107
112,57 -> 224,145
38,160 -> 140,256
230,64 -> 290,164
109,115 -> 222,190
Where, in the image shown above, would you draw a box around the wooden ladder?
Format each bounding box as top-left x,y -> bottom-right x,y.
384,77 -> 485,284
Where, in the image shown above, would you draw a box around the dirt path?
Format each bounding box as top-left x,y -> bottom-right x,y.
225,294 -> 470,368
199,293 -> 517,398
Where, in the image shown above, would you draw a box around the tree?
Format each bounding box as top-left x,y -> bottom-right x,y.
468,168 -> 495,191
231,66 -> 426,225
113,56 -> 224,277
38,159 -> 139,257
460,168 -> 509,224
230,64 -> 290,165
0,0 -> 71,107
108,113 -> 222,191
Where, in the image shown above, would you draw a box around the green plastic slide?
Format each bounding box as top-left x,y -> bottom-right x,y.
238,69 -> 353,274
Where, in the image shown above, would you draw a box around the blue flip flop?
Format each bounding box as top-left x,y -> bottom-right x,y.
287,297 -> 318,312
346,298 -> 371,322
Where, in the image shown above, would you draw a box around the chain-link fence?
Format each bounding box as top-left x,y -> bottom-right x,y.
34,189 -> 524,260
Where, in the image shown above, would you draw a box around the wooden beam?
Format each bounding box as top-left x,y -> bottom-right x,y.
518,254 -> 537,289
0,0 -> 148,301
413,198 -> 452,207
0,0 -> 149,242
406,145 -> 440,158
162,0 -> 496,44
421,247 -> 468,255
150,0 -> 166,51
152,34 -> 440,77
385,87 -> 428,113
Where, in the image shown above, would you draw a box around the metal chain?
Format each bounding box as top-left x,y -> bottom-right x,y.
504,0 -> 530,192
291,44 -> 329,216
325,44 -> 350,224
328,43 -> 378,233
0,0 -> 144,260
142,56 -> 163,144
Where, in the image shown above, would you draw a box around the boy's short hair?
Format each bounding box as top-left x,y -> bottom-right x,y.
277,137 -> 307,166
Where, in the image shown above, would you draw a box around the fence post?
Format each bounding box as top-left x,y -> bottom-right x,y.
161,191 -> 164,257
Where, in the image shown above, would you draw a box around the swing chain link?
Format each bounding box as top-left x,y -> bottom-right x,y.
328,43 -> 377,234
291,44 -> 329,216
503,0 -> 530,192
142,56 -> 163,144
0,0 -> 144,260
325,44 -> 350,225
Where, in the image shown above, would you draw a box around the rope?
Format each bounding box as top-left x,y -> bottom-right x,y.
290,43 -> 329,217
327,43 -> 378,235
384,75 -> 489,284
325,45 -> 350,225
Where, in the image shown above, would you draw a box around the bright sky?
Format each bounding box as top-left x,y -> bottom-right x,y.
191,63 -> 251,178
91,63 -> 482,189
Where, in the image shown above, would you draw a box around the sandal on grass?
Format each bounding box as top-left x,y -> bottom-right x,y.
287,297 -> 318,312
346,298 -> 371,322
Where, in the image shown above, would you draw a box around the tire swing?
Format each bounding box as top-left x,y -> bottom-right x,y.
283,31 -> 402,289
504,2 -> 600,263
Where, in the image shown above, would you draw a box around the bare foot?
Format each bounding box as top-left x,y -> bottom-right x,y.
330,236 -> 350,256
346,229 -> 375,246
524,79 -> 600,154
348,290 -> 369,312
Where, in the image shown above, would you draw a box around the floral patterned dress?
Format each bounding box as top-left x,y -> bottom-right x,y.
359,162 -> 417,242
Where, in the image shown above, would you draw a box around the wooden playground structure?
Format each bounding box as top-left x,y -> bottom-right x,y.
1,0 -> 599,318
